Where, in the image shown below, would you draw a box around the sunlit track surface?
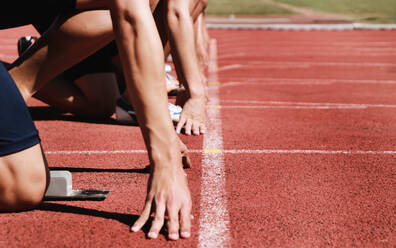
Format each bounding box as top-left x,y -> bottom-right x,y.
215,29 -> 396,247
0,25 -> 395,248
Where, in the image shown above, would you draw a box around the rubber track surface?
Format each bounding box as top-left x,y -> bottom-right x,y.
0,26 -> 395,247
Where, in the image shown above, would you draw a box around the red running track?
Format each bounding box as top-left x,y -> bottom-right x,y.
0,26 -> 395,247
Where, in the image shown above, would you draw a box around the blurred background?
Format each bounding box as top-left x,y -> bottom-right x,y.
205,0 -> 396,24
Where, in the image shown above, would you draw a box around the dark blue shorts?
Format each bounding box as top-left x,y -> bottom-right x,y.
0,63 -> 40,156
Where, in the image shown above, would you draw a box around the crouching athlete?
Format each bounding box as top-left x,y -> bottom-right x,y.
1,0 -> 192,240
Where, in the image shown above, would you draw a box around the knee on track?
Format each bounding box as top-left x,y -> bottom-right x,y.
0,173 -> 47,212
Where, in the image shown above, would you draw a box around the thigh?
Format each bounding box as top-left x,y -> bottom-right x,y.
0,64 -> 40,156
0,143 -> 48,211
0,63 -> 48,211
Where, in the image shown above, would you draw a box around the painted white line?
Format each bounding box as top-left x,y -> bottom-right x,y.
218,41 -> 396,48
220,78 -> 396,87
248,52 -> 396,56
218,61 -> 396,71
243,48 -> 396,53
221,105 -> 367,109
45,149 -> 203,155
206,17 -> 291,24
218,64 -> 243,71
221,100 -> 396,109
218,52 -> 396,59
45,150 -> 148,155
223,150 -> 396,155
207,23 -> 396,30
0,54 -> 15,60
0,38 -> 30,43
220,81 -> 330,87
0,45 -> 16,50
198,39 -> 230,248
45,149 -> 396,155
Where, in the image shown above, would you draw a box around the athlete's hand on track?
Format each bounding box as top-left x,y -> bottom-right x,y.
176,96 -> 206,136
131,165 -> 192,240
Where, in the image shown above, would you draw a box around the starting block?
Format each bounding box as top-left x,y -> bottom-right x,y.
43,171 -> 110,201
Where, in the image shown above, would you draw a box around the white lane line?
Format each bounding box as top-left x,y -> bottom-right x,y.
220,78 -> 396,87
0,45 -> 16,49
220,81 -> 330,87
218,41 -> 396,47
218,61 -> 396,71
0,54 -> 15,60
224,150 -> 396,155
46,150 -> 148,155
218,50 -> 396,57
45,149 -> 396,155
220,100 -> 396,109
221,105 -> 367,109
198,38 -> 230,248
218,64 -> 243,71
206,17 -> 291,24
207,23 -> 396,30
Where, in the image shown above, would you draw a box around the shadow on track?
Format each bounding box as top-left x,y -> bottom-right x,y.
37,203 -> 165,237
37,203 -> 138,228
28,106 -> 138,126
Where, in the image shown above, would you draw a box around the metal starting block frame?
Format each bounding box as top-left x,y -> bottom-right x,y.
43,171 -> 110,201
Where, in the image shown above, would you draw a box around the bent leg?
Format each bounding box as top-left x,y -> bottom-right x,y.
9,9 -> 115,101
0,144 -> 49,212
0,63 -> 48,212
9,1 -> 160,101
34,72 -> 120,119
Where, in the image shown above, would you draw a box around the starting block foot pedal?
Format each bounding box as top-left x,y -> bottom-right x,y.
43,171 -> 110,201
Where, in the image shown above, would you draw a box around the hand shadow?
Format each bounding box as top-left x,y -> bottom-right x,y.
37,203 -> 167,239
37,202 -> 136,226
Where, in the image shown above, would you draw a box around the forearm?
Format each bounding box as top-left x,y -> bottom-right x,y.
166,1 -> 205,99
110,1 -> 181,166
194,12 -> 209,74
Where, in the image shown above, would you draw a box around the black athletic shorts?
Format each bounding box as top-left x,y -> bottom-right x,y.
0,0 -> 76,29
0,63 -> 40,156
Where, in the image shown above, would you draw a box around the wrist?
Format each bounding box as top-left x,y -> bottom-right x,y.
148,135 -> 181,169
188,83 -> 206,99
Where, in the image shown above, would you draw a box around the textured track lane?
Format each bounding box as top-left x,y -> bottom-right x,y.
0,25 -> 395,247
